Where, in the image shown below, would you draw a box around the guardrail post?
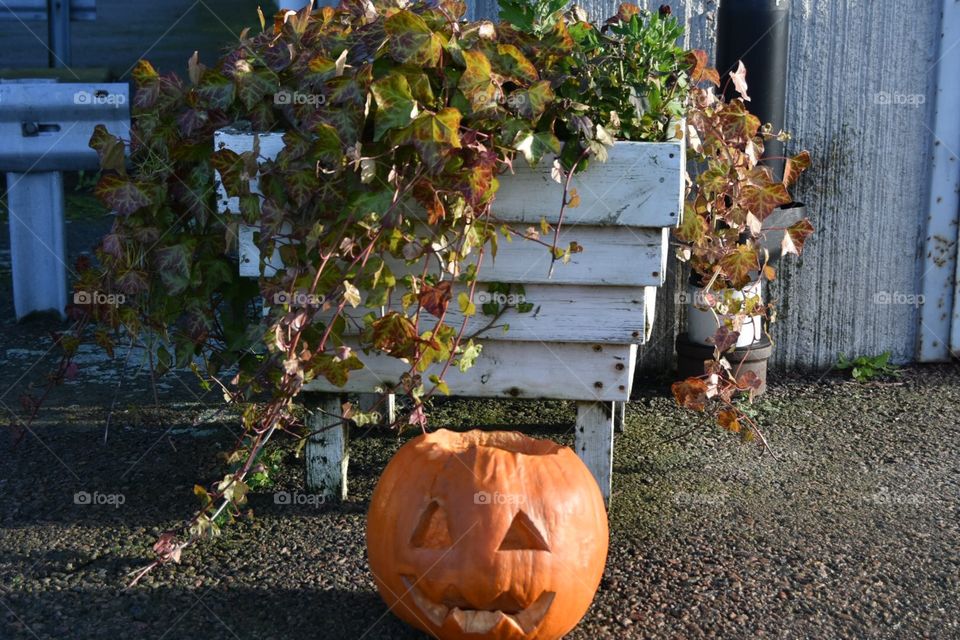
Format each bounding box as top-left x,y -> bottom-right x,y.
46,0 -> 72,67
6,171 -> 68,319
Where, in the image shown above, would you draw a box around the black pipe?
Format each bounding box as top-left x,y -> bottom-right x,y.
715,0 -> 791,182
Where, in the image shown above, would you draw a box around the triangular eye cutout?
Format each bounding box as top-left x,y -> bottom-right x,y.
410,501 -> 453,549
498,511 -> 550,551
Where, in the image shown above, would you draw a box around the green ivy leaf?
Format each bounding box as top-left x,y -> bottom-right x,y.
457,339 -> 482,372
310,123 -> 343,169
385,10 -> 444,67
196,70 -> 235,110
371,73 -> 418,141
493,44 -> 538,84
515,131 -> 560,166
89,125 -> 126,174
154,242 -> 195,295
458,50 -> 496,112
512,80 -> 554,119
236,68 -> 277,110
457,292 -> 476,317
429,374 -> 451,395
408,108 -> 462,171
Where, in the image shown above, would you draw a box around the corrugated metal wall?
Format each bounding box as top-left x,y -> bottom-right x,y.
472,0 -> 942,372
0,1 -> 941,371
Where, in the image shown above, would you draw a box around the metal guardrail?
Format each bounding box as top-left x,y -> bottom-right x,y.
0,0 -> 97,67
0,80 -> 129,319
0,0 -> 96,22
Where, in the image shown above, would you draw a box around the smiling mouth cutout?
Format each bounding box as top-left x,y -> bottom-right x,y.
401,576 -> 556,635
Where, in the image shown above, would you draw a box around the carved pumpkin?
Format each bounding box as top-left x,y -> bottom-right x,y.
367,429 -> 608,640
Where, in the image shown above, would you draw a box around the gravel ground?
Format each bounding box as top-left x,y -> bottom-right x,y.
1,349 -> 958,639
2,192 -> 959,639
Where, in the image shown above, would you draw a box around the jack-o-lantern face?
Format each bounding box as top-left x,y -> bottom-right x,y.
367,429 -> 609,640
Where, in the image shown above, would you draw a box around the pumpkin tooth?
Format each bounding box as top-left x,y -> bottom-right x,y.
449,608 -> 508,634
401,576 -> 448,627
511,591 -> 556,634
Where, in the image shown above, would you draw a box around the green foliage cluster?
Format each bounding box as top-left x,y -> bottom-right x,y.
64,0 -> 696,577
837,352 -> 900,382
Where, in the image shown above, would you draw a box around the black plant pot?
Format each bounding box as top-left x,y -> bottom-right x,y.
675,333 -> 773,396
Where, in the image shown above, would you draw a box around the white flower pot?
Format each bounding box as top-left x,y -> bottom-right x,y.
686,280 -> 764,347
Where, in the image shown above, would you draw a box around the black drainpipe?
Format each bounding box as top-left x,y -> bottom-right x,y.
715,0 -> 791,183
716,0 -> 802,261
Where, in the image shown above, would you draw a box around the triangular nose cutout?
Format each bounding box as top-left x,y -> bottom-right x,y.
410,501 -> 453,549
498,511 -> 550,551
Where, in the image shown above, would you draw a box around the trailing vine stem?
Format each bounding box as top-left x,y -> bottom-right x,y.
10,1 -> 704,582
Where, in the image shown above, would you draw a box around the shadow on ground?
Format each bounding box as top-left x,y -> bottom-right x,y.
1,360 -> 959,639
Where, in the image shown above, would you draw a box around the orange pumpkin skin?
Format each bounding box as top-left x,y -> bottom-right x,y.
366,429 -> 609,640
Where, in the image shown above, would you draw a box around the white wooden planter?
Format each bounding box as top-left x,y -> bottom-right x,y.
215,129 -> 684,505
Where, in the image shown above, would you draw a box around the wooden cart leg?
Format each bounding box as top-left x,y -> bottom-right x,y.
575,401 -> 615,507
613,401 -> 626,433
304,393 -> 348,501
357,392 -> 396,426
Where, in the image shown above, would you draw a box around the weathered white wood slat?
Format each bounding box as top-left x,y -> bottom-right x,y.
413,284 -> 658,344
575,401 -> 615,505
492,141 -> 684,227
613,401 -> 627,434
304,393 -> 348,500
304,341 -> 637,402
214,130 -> 684,228
276,284 -> 657,344
238,223 -> 668,286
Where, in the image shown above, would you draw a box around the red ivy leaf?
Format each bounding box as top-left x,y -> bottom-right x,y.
717,409 -> 742,433
783,150 -> 811,188
419,281 -> 452,318
737,370 -> 763,391
781,219 -> 815,256
710,326 -> 740,354
687,49 -> 720,86
368,312 -> 419,359
740,167 -> 791,219
718,99 -> 760,141
718,244 -> 759,289
95,174 -> 150,216
672,377 -> 709,411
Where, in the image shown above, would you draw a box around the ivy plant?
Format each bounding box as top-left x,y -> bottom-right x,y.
38,0 -> 699,580
671,59 -> 814,448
